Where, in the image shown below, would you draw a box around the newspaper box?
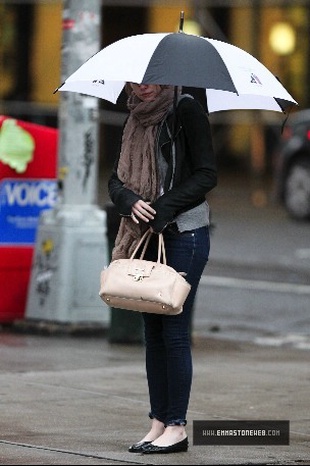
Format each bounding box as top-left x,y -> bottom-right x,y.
0,116 -> 58,322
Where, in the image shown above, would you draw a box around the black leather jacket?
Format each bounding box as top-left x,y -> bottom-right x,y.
108,95 -> 217,233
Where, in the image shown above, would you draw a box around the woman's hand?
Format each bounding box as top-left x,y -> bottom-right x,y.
131,200 -> 156,224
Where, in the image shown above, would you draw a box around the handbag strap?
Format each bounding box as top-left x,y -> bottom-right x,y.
159,233 -> 167,264
129,229 -> 167,265
130,229 -> 152,259
139,229 -> 153,259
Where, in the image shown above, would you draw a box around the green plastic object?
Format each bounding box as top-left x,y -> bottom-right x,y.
0,119 -> 35,173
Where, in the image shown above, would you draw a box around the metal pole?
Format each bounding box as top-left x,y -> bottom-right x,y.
25,0 -> 110,325
58,0 -> 99,206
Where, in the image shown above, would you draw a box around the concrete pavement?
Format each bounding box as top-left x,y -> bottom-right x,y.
0,329 -> 309,465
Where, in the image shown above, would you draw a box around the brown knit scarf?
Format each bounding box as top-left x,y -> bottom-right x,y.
112,86 -> 175,260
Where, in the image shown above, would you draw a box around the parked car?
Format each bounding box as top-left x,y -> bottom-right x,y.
273,108 -> 310,221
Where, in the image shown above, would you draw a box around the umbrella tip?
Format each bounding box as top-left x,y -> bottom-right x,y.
53,82 -> 65,94
178,11 -> 184,33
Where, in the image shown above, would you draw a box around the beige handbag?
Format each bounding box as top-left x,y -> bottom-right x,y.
99,229 -> 191,315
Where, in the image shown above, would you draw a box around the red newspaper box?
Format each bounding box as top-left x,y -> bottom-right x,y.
0,116 -> 58,322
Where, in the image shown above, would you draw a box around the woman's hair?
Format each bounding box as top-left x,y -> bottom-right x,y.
125,82 -> 133,97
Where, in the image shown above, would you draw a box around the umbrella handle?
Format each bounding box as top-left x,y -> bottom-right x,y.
179,11 -> 184,33
174,11 -> 184,146
172,86 -> 178,140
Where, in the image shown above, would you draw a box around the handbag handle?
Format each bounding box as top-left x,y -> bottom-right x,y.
159,232 -> 167,264
130,229 -> 167,265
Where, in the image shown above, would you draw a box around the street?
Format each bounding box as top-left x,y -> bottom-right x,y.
193,173 -> 310,350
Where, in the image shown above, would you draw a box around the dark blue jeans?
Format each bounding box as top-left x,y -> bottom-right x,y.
142,226 -> 210,427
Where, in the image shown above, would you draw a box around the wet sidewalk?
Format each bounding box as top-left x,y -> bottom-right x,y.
0,330 -> 309,465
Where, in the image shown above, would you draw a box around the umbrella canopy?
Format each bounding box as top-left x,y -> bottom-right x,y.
55,32 -> 297,113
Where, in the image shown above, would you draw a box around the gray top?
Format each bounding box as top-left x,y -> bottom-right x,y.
174,201 -> 210,232
157,145 -> 210,232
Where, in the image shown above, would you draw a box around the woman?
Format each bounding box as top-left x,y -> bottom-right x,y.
108,83 -> 217,454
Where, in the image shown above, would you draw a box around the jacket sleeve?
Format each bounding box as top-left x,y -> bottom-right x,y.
107,115 -> 143,216
108,153 -> 143,217
149,97 -> 217,233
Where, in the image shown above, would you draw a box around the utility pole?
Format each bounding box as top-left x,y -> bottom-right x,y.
26,0 -> 109,325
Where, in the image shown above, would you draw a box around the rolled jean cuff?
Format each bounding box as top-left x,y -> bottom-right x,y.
148,412 -> 166,424
165,419 -> 187,427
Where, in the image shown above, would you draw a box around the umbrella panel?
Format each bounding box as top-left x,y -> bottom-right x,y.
141,34 -> 237,92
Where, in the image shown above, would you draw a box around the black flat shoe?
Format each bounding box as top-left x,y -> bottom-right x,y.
128,440 -> 151,453
142,437 -> 188,454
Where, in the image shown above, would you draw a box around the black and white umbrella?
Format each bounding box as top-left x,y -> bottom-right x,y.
55,31 -> 297,113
